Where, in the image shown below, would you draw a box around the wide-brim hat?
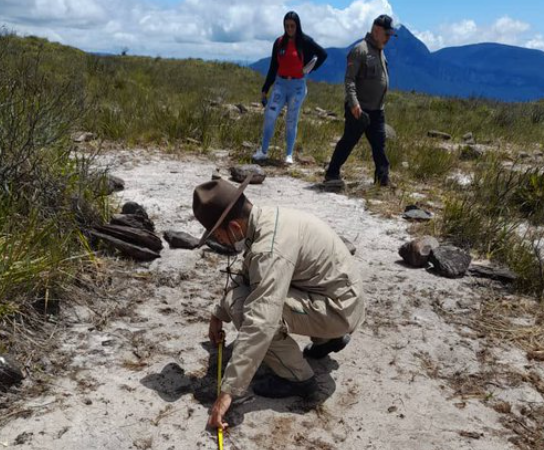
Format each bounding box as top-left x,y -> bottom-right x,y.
192,174 -> 253,248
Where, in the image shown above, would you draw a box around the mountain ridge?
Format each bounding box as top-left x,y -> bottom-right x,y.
250,26 -> 544,102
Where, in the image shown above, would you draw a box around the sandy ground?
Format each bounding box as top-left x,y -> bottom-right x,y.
1,148 -> 543,450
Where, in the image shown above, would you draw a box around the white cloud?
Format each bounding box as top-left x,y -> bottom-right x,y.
413,30 -> 444,51
3,1 -> 541,61
417,16 -> 541,52
0,0 -> 394,60
526,35 -> 544,51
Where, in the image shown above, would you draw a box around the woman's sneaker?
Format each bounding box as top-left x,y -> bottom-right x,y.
252,150 -> 268,161
285,155 -> 294,165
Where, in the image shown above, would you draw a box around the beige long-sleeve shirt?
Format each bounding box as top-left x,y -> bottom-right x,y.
213,206 -> 365,396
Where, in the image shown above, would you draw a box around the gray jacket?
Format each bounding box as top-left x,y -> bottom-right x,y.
345,33 -> 389,111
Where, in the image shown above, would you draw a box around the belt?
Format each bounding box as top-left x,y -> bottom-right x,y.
279,75 -> 303,80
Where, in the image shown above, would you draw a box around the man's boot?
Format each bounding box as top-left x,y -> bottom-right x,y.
303,334 -> 351,359
253,374 -> 318,398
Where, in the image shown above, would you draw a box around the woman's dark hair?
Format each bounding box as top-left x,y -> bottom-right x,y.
280,11 -> 305,60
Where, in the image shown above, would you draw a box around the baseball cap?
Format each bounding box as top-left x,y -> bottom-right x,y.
373,14 -> 397,36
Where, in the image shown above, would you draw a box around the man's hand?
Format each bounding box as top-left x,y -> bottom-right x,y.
208,392 -> 232,429
350,104 -> 362,119
209,315 -> 224,345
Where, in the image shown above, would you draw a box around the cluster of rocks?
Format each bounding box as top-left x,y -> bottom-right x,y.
427,129 -> 497,160
399,236 -> 472,278
90,202 -> 163,261
399,235 -> 516,282
399,204 -> 516,281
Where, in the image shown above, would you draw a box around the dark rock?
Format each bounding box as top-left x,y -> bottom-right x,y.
90,230 -> 161,261
164,231 -> 200,249
0,354 -> 24,389
230,165 -> 266,184
399,236 -> 440,267
527,350 -> 544,361
462,132 -> 474,142
14,432 -> 33,445
121,202 -> 149,219
428,130 -> 452,140
32,298 -> 60,315
205,238 -> 238,256
429,246 -> 472,278
340,236 -> 356,255
460,144 -> 487,160
468,264 -> 517,283
95,224 -> 163,252
106,175 -> 125,194
236,103 -> 248,114
211,168 -> 222,180
110,213 -> 155,232
92,173 -> 125,195
402,205 -> 433,221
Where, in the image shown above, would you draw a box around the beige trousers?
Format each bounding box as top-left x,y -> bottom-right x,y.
220,280 -> 359,382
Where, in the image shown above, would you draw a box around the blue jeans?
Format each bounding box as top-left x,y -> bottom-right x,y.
261,77 -> 307,157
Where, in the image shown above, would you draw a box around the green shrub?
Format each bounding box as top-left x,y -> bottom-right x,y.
0,31 -> 109,319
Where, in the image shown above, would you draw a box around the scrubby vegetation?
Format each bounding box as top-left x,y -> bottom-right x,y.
1,30 -> 544,323
0,32 -> 109,328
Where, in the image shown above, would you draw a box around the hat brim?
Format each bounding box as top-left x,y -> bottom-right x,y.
197,173 -> 253,248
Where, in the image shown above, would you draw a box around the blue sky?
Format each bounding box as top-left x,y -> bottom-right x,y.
1,0 -> 543,60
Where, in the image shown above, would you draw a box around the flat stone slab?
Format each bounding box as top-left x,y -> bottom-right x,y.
230,165 -> 266,184
468,264 -> 517,283
402,205 -> 433,221
164,231 -> 200,250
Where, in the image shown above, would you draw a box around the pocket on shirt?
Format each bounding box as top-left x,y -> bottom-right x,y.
365,56 -> 379,79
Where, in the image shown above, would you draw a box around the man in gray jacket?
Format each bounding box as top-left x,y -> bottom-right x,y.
325,14 -> 396,187
192,176 -> 365,429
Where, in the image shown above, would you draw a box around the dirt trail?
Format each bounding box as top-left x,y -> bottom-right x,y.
2,149 -> 541,450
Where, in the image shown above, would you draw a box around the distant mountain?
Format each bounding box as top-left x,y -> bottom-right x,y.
249,26 -> 544,102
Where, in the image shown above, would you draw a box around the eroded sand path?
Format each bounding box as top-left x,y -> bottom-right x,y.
3,149 -> 540,450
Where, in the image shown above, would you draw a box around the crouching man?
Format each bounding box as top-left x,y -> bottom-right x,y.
192,176 -> 365,429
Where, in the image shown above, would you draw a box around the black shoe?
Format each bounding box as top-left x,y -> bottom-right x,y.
323,174 -> 345,187
303,334 -> 351,359
253,374 -> 318,398
324,173 -> 342,182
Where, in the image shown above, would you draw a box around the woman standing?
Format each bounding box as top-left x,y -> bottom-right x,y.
253,11 -> 327,165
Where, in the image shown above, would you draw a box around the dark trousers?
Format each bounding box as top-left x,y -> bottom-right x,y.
326,104 -> 389,183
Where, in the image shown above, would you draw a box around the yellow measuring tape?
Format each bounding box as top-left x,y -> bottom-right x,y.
217,336 -> 224,450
